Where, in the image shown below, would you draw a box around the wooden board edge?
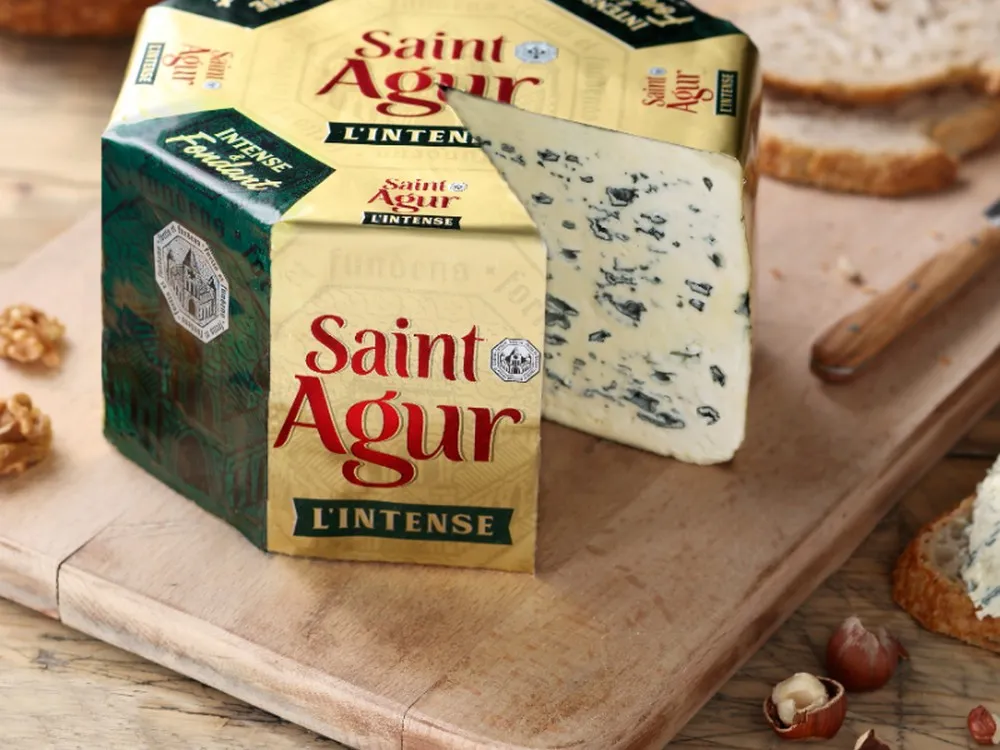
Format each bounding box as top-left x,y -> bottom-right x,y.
402,351 -> 1000,750
0,540 -> 59,617
51,355 -> 1000,750
57,560 -> 407,750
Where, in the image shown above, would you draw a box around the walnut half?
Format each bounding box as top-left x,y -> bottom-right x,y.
0,304 -> 65,367
0,393 -> 53,476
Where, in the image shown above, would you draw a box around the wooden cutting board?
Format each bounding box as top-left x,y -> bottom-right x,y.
2,149 -> 1000,749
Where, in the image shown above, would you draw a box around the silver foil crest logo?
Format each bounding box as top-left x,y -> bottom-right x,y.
490,339 -> 541,383
153,221 -> 230,343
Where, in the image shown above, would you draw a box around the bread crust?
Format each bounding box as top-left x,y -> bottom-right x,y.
760,93 -> 1000,196
892,495 -> 1000,654
758,135 -> 959,197
981,63 -> 1000,97
929,98 -> 1000,159
763,68 -> 988,108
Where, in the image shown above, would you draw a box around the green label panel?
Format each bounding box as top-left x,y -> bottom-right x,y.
105,109 -> 334,224
293,498 -> 515,545
544,0 -> 741,47
130,108 -> 335,221
160,0 -> 335,28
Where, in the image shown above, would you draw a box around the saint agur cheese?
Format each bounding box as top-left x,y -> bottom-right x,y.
448,81 -> 758,464
962,458 -> 1000,620
101,0 -> 759,573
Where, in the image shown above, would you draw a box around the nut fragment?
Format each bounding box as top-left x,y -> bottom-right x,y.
836,255 -> 866,286
969,706 -> 1000,745
764,672 -> 847,740
855,729 -> 891,750
826,615 -> 908,692
0,393 -> 53,476
0,304 -> 65,367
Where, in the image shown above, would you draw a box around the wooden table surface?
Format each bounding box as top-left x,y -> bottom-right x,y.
1,29 -> 999,750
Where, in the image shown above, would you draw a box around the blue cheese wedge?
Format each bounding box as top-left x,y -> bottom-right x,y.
447,90 -> 753,464
962,458 -> 1000,620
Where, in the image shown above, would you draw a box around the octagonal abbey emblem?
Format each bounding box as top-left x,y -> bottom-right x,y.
490,338 -> 541,384
153,221 -> 230,344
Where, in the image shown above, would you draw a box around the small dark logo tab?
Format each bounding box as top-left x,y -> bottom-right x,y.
361,212 -> 462,230
326,122 -> 479,148
135,42 -> 164,85
715,70 -> 738,116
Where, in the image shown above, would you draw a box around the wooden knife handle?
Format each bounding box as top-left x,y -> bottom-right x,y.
811,224 -> 1000,384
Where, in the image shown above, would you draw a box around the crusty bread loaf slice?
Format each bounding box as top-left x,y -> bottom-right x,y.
893,495 -> 1000,654
736,0 -> 1000,106
760,89 -> 1000,196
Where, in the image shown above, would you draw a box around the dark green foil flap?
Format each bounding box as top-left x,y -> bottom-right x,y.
543,0 -> 741,47
160,0 -> 336,29
106,109 -> 332,224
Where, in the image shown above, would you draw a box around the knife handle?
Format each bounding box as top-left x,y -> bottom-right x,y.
811,224 -> 1000,384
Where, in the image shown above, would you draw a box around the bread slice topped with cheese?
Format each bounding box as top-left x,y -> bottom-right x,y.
760,88 -> 1000,196
893,460 -> 1000,654
445,89 -> 753,465
735,0 -> 1000,106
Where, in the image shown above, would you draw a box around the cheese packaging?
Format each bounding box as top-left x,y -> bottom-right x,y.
101,0 -> 760,572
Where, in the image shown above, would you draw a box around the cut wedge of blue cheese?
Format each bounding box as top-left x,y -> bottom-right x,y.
446,90 -> 753,464
962,458 -> 1000,620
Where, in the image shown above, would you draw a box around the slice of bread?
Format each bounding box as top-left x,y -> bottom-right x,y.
736,0 -> 1000,106
893,494 -> 1000,654
760,89 -> 1000,196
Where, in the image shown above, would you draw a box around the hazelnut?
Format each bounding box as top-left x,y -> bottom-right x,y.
969,706 -> 1000,745
764,672 -> 847,740
826,616 -> 908,692
854,729 -> 891,750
